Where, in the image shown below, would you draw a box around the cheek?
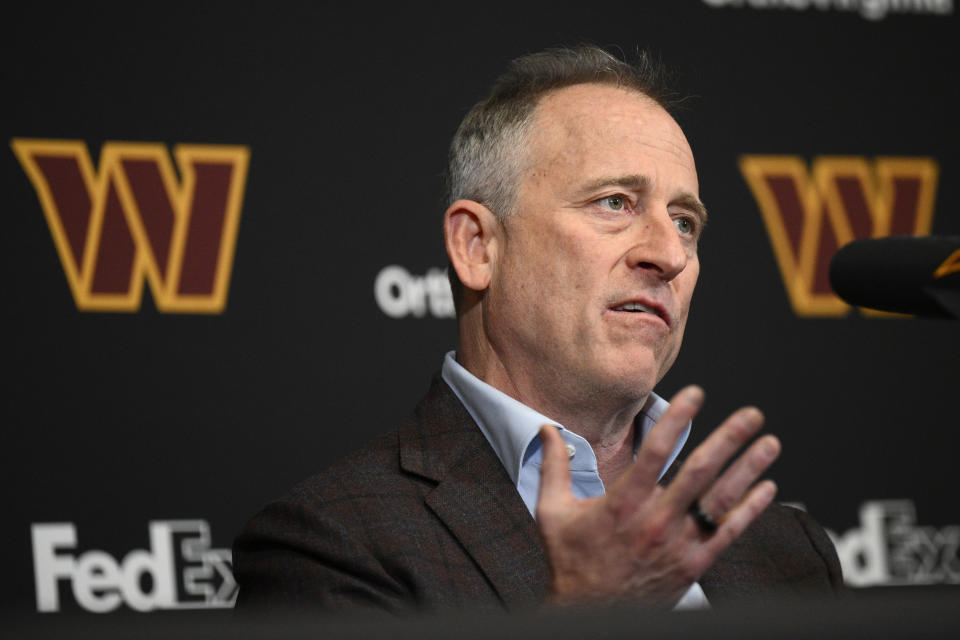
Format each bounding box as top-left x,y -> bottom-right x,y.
677,259 -> 700,313
553,229 -> 607,278
524,231 -> 596,290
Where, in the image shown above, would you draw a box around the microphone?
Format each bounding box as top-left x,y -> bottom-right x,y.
828,236 -> 960,319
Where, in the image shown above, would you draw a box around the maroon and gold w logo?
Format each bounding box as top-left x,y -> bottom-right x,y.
740,155 -> 939,316
12,139 -> 249,313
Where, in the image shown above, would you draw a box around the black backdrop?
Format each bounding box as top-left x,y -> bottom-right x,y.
3,0 -> 958,617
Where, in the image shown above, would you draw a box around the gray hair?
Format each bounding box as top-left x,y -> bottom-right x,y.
446,44 -> 677,219
445,44 -> 678,310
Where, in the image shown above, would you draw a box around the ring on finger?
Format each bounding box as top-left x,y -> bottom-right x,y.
689,499 -> 718,534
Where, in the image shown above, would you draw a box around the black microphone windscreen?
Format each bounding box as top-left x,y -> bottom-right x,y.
828,236 -> 960,318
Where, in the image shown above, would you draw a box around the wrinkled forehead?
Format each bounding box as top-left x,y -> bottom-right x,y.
523,83 -> 698,188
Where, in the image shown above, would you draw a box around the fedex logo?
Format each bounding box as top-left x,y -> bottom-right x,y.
32,520 -> 236,613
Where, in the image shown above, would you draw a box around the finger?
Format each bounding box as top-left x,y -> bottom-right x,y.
536,425 -> 572,518
700,435 -> 780,519
614,385 -> 705,498
663,405 -> 765,507
701,480 -> 777,555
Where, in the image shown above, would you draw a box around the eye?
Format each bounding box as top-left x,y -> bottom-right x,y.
601,195 -> 626,211
674,217 -> 695,235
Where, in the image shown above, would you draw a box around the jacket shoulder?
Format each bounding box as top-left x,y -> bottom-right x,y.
232,376 -> 519,613
701,502 -> 844,603
232,428 -> 432,612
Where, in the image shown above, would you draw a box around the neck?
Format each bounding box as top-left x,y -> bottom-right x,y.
457,310 -> 647,483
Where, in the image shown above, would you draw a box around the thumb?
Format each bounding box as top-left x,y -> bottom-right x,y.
536,425 -> 572,518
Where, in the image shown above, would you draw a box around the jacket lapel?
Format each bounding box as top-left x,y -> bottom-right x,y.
399,376 -> 550,610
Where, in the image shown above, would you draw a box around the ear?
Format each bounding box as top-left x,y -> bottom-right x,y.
443,199 -> 502,293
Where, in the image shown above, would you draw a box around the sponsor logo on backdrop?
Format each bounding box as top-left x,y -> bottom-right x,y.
374,265 -> 455,318
32,520 -> 236,612
740,155 -> 939,316
702,0 -> 953,21
828,500 -> 959,587
11,139 -> 250,313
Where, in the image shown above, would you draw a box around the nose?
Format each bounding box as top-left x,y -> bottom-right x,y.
625,209 -> 689,282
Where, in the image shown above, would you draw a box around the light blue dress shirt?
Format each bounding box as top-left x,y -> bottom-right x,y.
441,351 -> 709,609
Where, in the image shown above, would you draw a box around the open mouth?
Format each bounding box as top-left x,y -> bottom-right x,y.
612,301 -> 658,314
609,300 -> 670,328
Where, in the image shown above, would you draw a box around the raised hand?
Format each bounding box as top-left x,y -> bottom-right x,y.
535,386 -> 781,608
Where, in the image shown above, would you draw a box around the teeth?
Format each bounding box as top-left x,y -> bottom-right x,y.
614,302 -> 656,314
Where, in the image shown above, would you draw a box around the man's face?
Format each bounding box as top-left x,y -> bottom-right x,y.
484,83 -> 704,409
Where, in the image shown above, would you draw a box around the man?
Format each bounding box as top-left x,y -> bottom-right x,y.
234,45 -> 842,613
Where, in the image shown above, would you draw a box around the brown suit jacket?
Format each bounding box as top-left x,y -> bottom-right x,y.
233,376 -> 843,613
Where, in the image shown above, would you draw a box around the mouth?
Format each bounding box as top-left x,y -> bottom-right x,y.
609,299 -> 671,328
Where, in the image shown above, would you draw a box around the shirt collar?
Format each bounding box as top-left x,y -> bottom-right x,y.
441,351 -> 689,486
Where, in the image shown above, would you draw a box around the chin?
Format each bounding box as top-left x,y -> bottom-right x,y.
594,361 -> 659,401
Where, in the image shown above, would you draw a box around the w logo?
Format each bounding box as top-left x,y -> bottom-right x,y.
740,155 -> 939,316
12,139 -> 250,313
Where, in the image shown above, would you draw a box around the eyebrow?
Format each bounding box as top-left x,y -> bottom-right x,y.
675,193 -> 709,225
575,174 -> 651,197
574,174 -> 709,224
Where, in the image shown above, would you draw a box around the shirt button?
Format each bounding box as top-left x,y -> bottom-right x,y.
565,444 -> 576,458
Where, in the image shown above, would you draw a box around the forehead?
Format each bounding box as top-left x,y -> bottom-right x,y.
525,83 -> 697,190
